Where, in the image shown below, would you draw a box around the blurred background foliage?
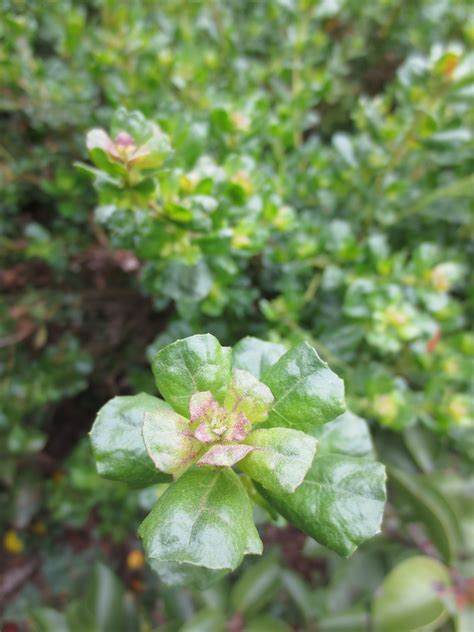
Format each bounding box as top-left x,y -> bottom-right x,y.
0,0 -> 473,630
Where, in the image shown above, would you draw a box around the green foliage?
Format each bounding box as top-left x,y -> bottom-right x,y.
90,334 -> 385,580
1,0 -> 473,629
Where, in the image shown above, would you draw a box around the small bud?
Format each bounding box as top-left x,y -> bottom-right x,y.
115,131 -> 135,147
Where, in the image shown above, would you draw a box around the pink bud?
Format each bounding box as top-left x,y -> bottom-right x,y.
115,131 -> 135,147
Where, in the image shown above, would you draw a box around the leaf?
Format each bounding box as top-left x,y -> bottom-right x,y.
403,424 -> 438,473
90,394 -> 172,488
281,570 -> 315,622
230,555 -> 281,616
149,560 -> 228,590
315,410 -> 374,459
29,609 -> 69,632
372,556 -> 451,632
152,334 -> 232,416
245,616 -> 292,632
317,608 -> 369,631
239,428 -> 317,494
139,468 -> 262,572
257,454 -> 386,556
388,466 -> 461,563
224,369 -> 274,423
197,443 -> 254,467
161,260 -> 213,303
179,608 -> 227,632
232,337 -> 287,378
152,334 -> 231,417
66,563 -> 139,632
261,342 -> 345,432
332,132 -> 358,167
143,407 -> 201,476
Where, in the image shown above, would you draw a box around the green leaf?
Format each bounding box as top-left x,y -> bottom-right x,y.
257,454 -> 386,556
224,369 -> 274,423
150,560 -> 228,589
245,616 -> 292,632
66,563 -> 139,632
232,337 -> 287,378
372,556 -> 451,632
29,608 -> 69,632
403,424 -> 438,473
261,342 -> 345,432
143,407 -> 201,476
179,608 -> 227,632
315,410 -> 374,459
317,608 -> 369,631
139,468 -> 262,572
281,570 -> 314,622
152,334 -> 232,416
90,394 -> 172,488
161,260 -> 213,303
388,466 -> 461,563
239,428 -> 318,494
230,555 -> 281,616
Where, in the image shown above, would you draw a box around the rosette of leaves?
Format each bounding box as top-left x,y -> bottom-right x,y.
90,334 -> 386,585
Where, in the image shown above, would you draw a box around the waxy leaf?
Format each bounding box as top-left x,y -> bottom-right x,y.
143,407 -> 201,476
261,342 -> 345,432
149,560 -> 228,589
239,428 -> 318,494
224,369 -> 274,423
197,443 -> 254,467
315,411 -> 374,459
372,556 -> 451,632
232,337 -> 287,379
152,334 -> 232,416
139,468 -> 262,571
257,454 -> 386,556
90,394 -> 172,488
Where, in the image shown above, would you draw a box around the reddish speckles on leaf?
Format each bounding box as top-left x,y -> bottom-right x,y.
189,391 -> 219,421
194,420 -> 216,443
226,412 -> 251,442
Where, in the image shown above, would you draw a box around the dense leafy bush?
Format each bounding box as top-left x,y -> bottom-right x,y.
1,1 -> 472,630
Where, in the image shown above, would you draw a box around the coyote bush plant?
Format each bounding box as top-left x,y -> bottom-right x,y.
90,334 -> 386,584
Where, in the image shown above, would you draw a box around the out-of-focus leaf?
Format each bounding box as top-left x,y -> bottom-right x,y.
372,556 -> 451,632
66,563 -> 139,632
230,555 -> 281,616
29,609 -> 69,632
179,608 -> 227,632
389,466 -> 462,563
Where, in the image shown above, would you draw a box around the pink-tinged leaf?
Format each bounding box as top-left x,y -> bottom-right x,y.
226,412 -> 251,442
189,391 -> 219,421
197,444 -> 255,467
86,128 -> 113,152
142,408 -> 201,476
194,421 -> 215,444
